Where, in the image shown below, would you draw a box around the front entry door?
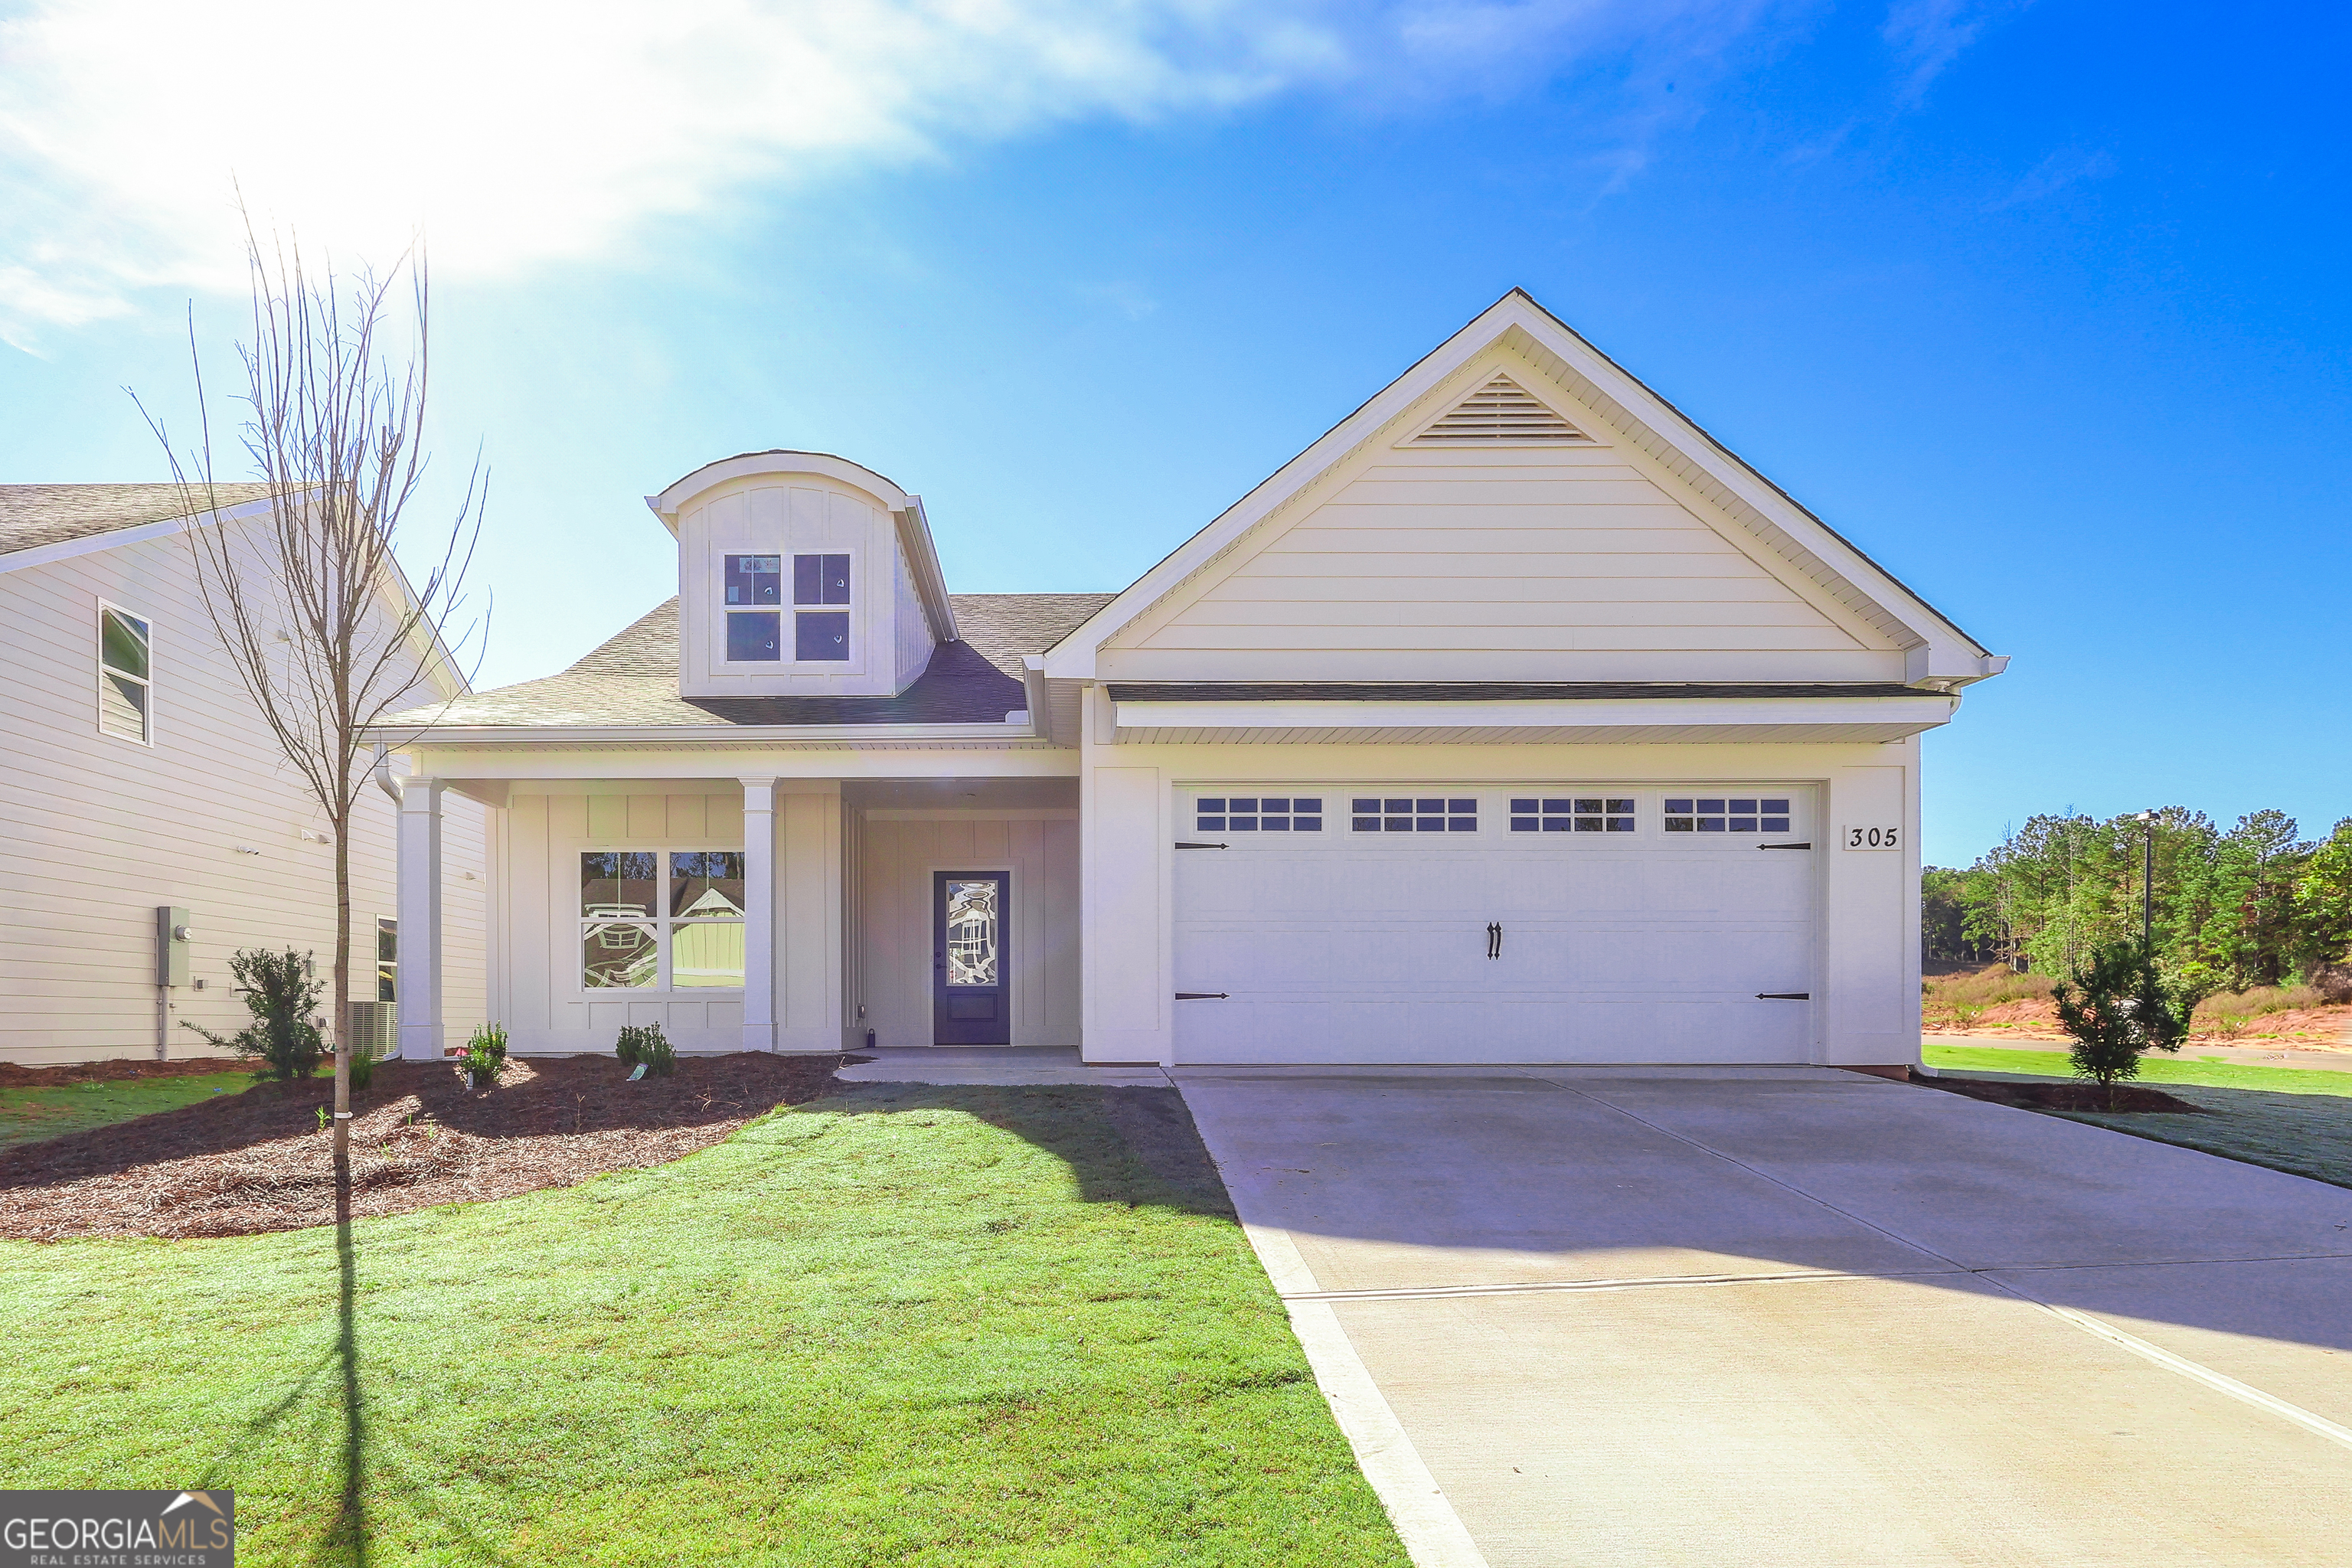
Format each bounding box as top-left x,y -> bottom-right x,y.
933,871 -> 1011,1044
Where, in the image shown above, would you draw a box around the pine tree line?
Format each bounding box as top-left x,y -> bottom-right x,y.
1924,809 -> 2352,993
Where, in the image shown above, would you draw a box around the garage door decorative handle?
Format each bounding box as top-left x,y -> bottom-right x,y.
1174,841 -> 1228,850
1175,991 -> 1230,1000
1486,922 -> 1501,959
1755,992 -> 1811,1000
1758,842 -> 1811,851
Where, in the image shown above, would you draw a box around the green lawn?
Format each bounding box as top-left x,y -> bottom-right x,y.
0,1083 -> 1406,1567
0,1070 -> 256,1148
1924,1045 -> 2352,1187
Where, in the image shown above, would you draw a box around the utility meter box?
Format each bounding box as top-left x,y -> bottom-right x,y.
155,906 -> 193,988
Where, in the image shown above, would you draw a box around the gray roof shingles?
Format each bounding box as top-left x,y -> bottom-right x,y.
389,593 -> 1116,730
0,482 -> 276,556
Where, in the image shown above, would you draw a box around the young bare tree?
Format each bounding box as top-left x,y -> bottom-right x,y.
136,222 -> 484,1166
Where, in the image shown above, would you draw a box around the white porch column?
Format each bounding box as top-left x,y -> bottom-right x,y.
741,776 -> 779,1052
396,776 -> 445,1060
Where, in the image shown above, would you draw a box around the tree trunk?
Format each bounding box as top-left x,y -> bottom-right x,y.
333,825 -> 351,1165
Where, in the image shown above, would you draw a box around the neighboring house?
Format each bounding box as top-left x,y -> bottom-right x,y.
374,292 -> 2004,1070
0,484 -> 487,1065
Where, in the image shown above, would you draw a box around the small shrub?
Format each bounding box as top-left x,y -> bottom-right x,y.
2191,984 -> 2321,1032
456,1023 -> 509,1086
182,948 -> 326,1083
2307,963 -> 2352,1004
348,1044 -> 375,1094
2053,940 -> 2200,1096
616,1023 -> 675,1076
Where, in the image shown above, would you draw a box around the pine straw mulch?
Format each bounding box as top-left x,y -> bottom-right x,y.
0,1056 -> 258,1086
1920,1074 -> 2207,1115
0,1054 -> 841,1243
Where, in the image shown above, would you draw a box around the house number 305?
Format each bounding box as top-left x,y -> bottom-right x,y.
1842,825 -> 1900,850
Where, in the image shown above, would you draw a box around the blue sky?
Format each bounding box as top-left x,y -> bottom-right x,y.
3,0 -> 2344,867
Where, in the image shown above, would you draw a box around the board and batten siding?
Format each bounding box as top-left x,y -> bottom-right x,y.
0,528 -> 485,1064
495,785 -> 844,1054
1104,440 -> 1906,684
855,814 -> 1080,1049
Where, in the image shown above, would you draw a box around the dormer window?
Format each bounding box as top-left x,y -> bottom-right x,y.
793,552 -> 851,662
724,554 -> 782,662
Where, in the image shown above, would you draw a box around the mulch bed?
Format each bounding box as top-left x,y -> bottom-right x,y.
0,1054 -> 840,1243
1921,1075 -> 2206,1115
0,1057 -> 255,1087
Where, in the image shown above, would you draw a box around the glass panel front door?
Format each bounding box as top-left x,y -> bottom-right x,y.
933,871 -> 1010,1044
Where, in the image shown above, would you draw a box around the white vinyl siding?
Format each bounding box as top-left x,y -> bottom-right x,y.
856,814 -> 1080,1049
0,530 -> 485,1063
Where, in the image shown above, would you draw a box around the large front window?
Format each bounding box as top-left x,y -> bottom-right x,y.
580,850 -> 746,989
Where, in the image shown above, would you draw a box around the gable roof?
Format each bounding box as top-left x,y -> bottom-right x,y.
375,592 -> 1113,733
1040,290 -> 2004,688
0,482 -> 275,557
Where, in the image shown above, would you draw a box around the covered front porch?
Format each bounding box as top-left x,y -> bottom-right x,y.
390,766 -> 1079,1060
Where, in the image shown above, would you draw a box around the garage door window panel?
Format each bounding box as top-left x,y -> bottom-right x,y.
1664,797 -> 1792,835
1351,797 -> 1478,833
1197,797 -> 1321,833
1511,798 -> 1635,833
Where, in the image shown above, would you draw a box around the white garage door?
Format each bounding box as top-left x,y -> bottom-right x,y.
1172,786 -> 1817,1065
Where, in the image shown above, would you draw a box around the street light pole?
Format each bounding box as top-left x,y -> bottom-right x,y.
2130,811 -> 2157,949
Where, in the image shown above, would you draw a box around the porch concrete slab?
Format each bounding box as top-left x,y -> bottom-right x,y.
1182,1070 -> 2352,1566
1334,1271 -> 2352,1568
837,1047 -> 1170,1087
1553,1071 -> 2352,1268
1178,1071 -> 1959,1292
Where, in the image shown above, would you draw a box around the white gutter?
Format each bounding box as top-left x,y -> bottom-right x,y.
361,714 -> 1043,747
1110,694 -> 1958,733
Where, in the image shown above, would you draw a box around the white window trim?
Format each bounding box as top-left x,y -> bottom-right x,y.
577,846 -> 748,996
96,596 -> 155,747
716,546 -> 860,670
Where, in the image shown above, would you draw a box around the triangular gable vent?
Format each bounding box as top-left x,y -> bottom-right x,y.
1410,374 -> 1590,445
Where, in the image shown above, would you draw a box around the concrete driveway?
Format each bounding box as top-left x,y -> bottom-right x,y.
1176,1067 -> 2352,1567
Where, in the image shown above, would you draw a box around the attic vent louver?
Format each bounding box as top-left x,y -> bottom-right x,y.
1412,375 -> 1589,444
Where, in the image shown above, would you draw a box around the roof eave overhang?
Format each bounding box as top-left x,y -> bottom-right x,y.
364,717 -> 1040,748
1109,694 -> 1957,745
1040,289 -> 2004,686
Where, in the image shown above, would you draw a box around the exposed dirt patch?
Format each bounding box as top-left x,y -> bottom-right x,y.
0,1057 -> 248,1087
0,1054 -> 840,1242
1924,998 -> 2352,1046
1921,1074 -> 2207,1115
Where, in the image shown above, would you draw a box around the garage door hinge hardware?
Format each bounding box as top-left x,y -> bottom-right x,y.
1756,991 -> 1811,1000
1759,842 -> 1811,851
1174,991 -> 1230,1001
1486,921 -> 1502,959
1174,841 -> 1228,850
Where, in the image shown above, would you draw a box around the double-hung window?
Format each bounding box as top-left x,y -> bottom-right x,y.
98,603 -> 152,743
793,553 -> 851,661
580,851 -> 746,989
724,555 -> 782,662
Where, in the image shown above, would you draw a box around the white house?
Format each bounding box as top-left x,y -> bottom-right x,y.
374,292 -> 2003,1071
0,484 -> 488,1064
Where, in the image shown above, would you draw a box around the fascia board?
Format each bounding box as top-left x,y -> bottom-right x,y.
1112,695 -> 1958,732
0,493 -> 283,574
359,718 -> 1041,747
1037,299 -> 1532,679
643,450 -> 914,535
1044,289 -> 2003,683
1491,309 -> 1994,668
892,496 -> 959,642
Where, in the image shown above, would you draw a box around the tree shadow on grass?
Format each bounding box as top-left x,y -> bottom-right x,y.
1954,1070 -> 2352,1190
795,1083 -> 1237,1220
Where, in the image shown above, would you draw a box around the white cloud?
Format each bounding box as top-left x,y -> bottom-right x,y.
1882,0 -> 2022,100
1985,146 -> 2115,211
0,0 -> 1779,346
